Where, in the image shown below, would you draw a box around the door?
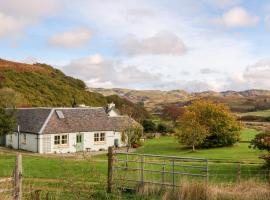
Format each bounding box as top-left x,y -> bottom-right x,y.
114,138 -> 119,148
75,133 -> 84,152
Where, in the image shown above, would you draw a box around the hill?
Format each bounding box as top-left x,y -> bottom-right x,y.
0,59 -> 149,121
90,88 -> 270,113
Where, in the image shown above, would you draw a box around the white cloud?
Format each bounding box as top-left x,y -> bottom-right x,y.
214,7 -> 259,27
200,68 -> 219,74
0,12 -> 26,38
121,31 -> 187,56
63,54 -> 161,89
49,28 -> 92,48
224,59 -> 270,90
0,0 -> 58,38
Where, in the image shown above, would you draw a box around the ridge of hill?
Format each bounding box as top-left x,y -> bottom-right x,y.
90,88 -> 270,113
0,59 -> 149,121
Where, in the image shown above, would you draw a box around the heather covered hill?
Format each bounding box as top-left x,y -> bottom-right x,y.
0,59 -> 149,121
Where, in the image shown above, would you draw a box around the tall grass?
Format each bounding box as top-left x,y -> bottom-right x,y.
136,180 -> 270,200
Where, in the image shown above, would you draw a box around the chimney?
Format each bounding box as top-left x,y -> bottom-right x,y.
108,102 -> 115,110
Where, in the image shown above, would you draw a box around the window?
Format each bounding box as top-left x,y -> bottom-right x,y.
54,135 -> 60,145
61,135 -> 68,145
76,134 -> 82,143
56,110 -> 65,119
94,133 -> 99,142
100,133 -> 105,142
94,133 -> 106,143
22,134 -> 26,144
54,135 -> 68,145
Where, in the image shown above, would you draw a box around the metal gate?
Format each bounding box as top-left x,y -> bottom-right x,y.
107,147 -> 208,192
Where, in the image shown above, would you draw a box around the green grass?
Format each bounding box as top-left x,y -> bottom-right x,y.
240,109 -> 270,117
136,129 -> 264,162
0,129 -> 267,199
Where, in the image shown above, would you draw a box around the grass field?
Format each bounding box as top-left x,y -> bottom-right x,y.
0,129 -> 268,199
240,109 -> 270,117
136,129 -> 263,162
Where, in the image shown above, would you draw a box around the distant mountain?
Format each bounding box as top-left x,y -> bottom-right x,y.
90,88 -> 270,113
0,59 -> 149,121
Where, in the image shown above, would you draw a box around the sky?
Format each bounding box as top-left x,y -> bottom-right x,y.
1,0 -> 270,92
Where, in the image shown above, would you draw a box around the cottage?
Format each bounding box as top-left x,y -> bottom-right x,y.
5,105 -> 140,153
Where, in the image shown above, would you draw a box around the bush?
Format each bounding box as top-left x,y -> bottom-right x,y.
142,119 -> 156,133
157,122 -> 174,134
250,131 -> 270,167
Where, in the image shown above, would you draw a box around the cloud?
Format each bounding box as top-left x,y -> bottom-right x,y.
200,68 -> 219,74
63,54 -> 161,89
214,7 -> 259,27
121,31 -> 187,56
49,28 -> 92,48
0,0 -> 58,38
0,13 -> 26,38
224,59 -> 270,90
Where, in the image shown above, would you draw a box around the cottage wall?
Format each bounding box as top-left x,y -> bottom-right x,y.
5,132 -> 38,152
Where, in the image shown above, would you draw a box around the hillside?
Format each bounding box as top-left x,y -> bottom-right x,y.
90,88 -> 270,113
0,59 -> 149,121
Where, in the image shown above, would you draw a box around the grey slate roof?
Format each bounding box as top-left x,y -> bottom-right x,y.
15,107 -> 141,134
15,108 -> 52,133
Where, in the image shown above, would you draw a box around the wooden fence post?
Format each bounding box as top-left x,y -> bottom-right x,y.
107,146 -> 114,193
237,163 -> 241,183
14,153 -> 22,200
172,159 -> 175,192
140,155 -> 144,186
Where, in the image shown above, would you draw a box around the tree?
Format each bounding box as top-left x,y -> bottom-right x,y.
161,105 -> 185,123
121,123 -> 143,152
176,111 -> 209,151
177,100 -> 242,149
0,107 -> 16,136
250,131 -> 270,167
157,122 -> 174,134
142,119 -> 156,133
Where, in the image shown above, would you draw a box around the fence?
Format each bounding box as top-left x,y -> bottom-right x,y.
107,147 -> 208,192
0,153 -> 22,200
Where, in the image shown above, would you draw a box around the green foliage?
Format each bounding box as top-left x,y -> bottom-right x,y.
176,111 -> 209,151
0,62 -> 151,121
0,107 -> 16,136
142,119 -> 156,133
250,131 -> 270,167
106,95 -> 149,122
178,100 -> 242,149
157,121 -> 174,134
121,124 -> 143,150
0,67 -> 107,107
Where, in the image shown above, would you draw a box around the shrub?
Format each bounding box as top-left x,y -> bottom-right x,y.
250,131 -> 270,167
142,119 -> 156,133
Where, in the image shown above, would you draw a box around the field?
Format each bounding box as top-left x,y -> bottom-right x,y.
240,109 -> 270,117
0,129 -> 268,199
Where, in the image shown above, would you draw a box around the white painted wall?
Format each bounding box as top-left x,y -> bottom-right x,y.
6,131 -> 126,154
5,132 -> 38,152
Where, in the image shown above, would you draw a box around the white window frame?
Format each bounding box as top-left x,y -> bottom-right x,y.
76,134 -> 82,143
94,132 -> 106,144
54,134 -> 68,146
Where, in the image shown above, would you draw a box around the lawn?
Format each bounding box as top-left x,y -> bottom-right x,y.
240,109 -> 270,117
0,128 -> 268,199
136,129 -> 264,162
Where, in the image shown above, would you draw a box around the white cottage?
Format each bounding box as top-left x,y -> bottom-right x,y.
5,105 -> 140,154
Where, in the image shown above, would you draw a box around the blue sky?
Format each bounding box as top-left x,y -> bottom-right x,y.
1,0 -> 270,91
